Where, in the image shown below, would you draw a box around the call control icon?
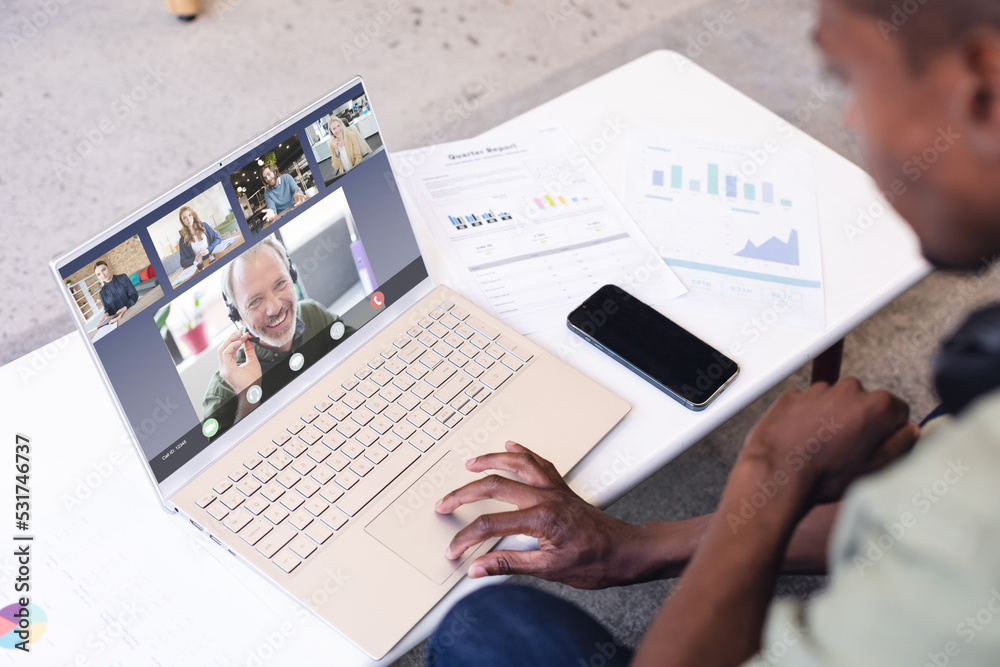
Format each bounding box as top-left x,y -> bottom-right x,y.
202,418 -> 219,438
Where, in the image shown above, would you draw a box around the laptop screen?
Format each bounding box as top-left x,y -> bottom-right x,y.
54,82 -> 426,483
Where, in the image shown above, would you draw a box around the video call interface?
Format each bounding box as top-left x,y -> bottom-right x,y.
57,84 -> 425,483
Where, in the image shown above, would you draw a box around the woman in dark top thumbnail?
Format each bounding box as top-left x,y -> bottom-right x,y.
95,260 -> 138,325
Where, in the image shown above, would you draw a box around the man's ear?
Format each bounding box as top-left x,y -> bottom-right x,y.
957,28 -> 1000,158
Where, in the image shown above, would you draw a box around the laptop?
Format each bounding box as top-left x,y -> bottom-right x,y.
50,77 -> 630,659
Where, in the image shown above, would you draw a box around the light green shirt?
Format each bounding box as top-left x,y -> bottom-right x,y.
744,390 -> 1000,666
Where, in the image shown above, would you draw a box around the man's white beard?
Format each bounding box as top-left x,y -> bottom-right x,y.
251,302 -> 296,350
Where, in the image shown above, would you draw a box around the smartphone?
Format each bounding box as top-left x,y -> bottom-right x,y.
567,285 -> 739,410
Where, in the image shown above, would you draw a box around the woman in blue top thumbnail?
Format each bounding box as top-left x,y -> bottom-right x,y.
178,205 -> 221,268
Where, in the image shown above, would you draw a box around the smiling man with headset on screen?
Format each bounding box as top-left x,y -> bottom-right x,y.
426,0 -> 1000,665
203,236 -> 344,431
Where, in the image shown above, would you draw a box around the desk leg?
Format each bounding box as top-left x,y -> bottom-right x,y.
811,339 -> 845,385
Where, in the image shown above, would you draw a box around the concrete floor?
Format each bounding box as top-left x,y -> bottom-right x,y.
3,0 -> 998,664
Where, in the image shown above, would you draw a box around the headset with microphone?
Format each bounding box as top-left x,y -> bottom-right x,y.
933,304 -> 1000,415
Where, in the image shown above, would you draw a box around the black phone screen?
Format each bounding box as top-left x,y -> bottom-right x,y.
567,285 -> 738,408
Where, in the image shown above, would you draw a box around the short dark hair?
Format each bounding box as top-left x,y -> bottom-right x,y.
94,260 -> 109,271
842,0 -> 1000,69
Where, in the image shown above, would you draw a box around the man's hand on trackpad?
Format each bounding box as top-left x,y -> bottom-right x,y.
435,441 -> 644,590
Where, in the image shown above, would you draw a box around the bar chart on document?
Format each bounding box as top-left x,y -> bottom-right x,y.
626,128 -> 826,330
395,127 -> 685,333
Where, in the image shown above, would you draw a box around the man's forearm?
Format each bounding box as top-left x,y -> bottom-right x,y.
632,459 -> 812,667
622,502 -> 837,583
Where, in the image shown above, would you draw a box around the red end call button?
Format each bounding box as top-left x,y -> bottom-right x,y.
370,291 -> 385,309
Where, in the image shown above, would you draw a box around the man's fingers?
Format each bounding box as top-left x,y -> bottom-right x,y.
445,506 -> 549,559
465,442 -> 562,488
435,475 -> 546,515
242,338 -> 259,365
466,549 -> 552,579
464,452 -> 547,487
506,441 -> 563,481
218,332 -> 242,362
866,423 -> 920,473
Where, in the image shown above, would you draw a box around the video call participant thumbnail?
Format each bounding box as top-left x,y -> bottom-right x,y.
95,260 -> 138,325
203,237 -> 350,431
327,115 -> 370,176
178,205 -> 221,268
261,164 -> 306,224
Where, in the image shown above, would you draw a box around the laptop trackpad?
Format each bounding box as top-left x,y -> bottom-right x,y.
365,450 -> 515,585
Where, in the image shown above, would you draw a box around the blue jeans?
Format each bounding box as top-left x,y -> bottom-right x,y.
425,584 -> 633,667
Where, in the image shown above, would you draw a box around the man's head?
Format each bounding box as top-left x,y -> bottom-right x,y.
818,0 -> 1000,269
94,260 -> 112,283
220,237 -> 298,351
260,164 -> 280,189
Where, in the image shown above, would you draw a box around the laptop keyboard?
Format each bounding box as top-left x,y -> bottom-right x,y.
194,299 -> 533,574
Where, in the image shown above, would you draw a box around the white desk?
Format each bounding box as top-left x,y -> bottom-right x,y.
0,51 -> 928,665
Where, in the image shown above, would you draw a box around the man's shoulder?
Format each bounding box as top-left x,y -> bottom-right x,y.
296,299 -> 337,337
297,299 -> 336,328
203,371 -> 235,409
